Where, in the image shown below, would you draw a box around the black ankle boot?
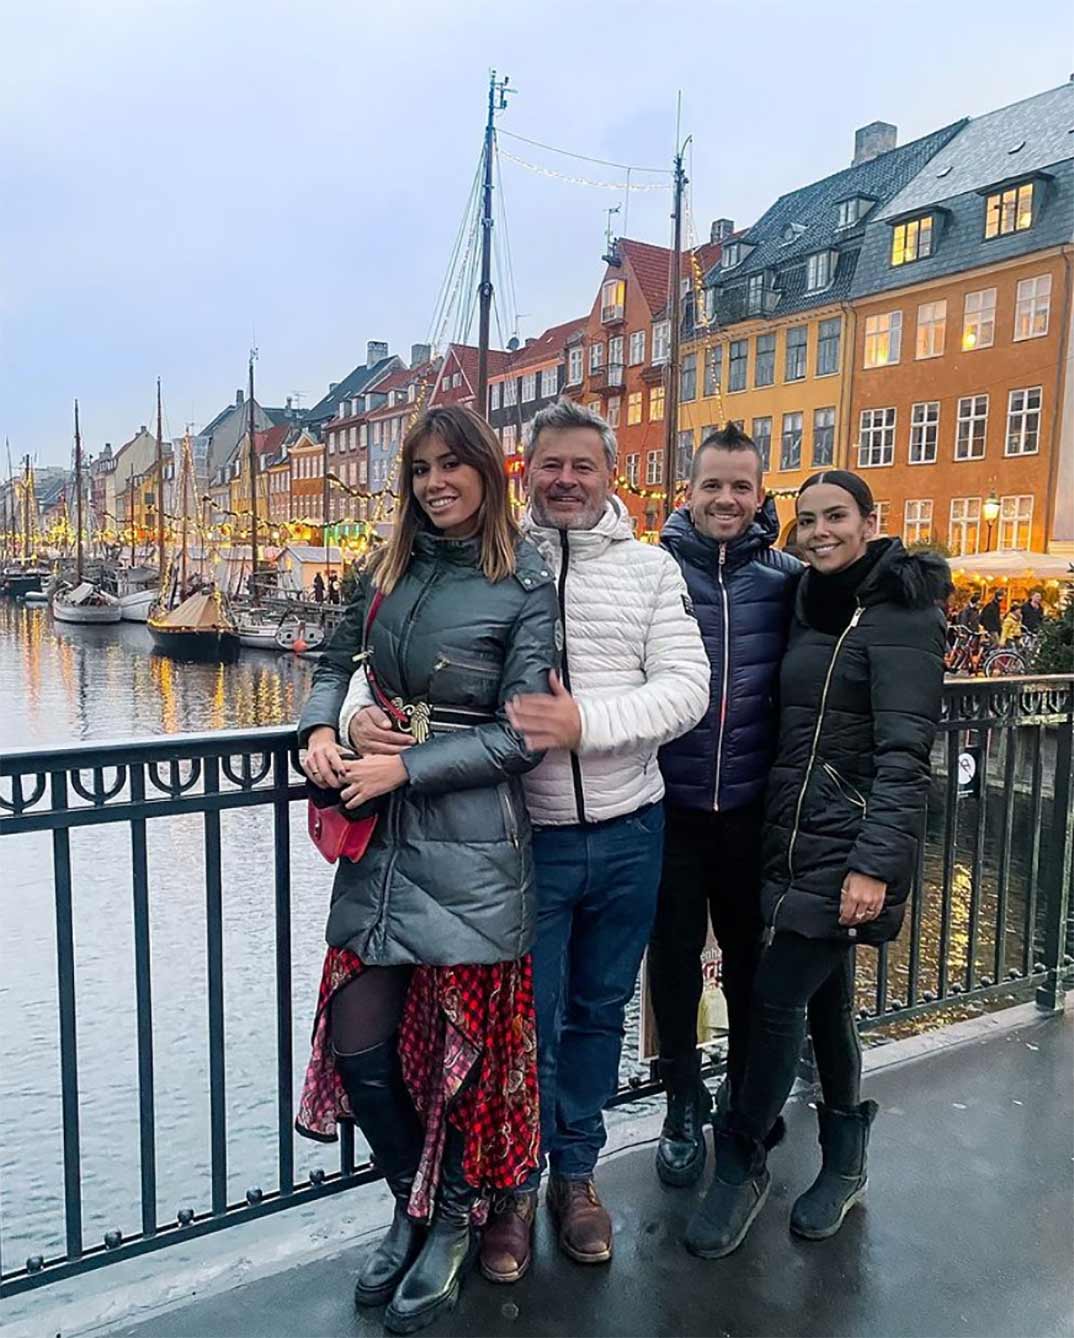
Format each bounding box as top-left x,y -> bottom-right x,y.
385,1126 -> 479,1334
334,1042 -> 426,1308
790,1100 -> 878,1240
655,1055 -> 713,1187
684,1121 -> 770,1260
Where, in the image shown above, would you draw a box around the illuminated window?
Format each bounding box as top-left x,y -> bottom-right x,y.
649,386 -> 665,421
909,401 -> 940,464
1014,274 -> 1051,340
858,407 -> 896,467
984,182 -> 1033,239
904,498 -> 933,544
891,216 -> 933,266
812,407 -> 835,466
1006,387 -> 1041,456
627,391 -> 643,425
999,494 -> 1033,549
949,497 -> 980,556
601,279 -> 625,322
752,417 -> 772,471
916,301 -> 946,359
754,334 -> 775,387
955,395 -> 989,460
863,311 -> 902,367
962,288 -> 996,350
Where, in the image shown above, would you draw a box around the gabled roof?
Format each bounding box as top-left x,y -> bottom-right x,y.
618,239 -> 677,315
432,343 -> 510,403
496,317 -> 589,376
303,355 -> 402,425
253,424 -> 290,458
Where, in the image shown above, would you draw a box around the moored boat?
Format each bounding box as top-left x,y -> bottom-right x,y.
148,590 -> 240,662
52,581 -> 122,624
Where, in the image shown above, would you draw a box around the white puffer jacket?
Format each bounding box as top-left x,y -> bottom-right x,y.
520,498 -> 709,825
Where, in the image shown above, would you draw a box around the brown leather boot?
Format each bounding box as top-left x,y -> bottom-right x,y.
479,1191 -> 536,1283
546,1176 -> 612,1264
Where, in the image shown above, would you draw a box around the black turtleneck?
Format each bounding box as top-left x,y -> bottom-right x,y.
801,542 -> 886,636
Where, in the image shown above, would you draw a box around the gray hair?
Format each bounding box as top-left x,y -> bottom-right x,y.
524,396 -> 617,469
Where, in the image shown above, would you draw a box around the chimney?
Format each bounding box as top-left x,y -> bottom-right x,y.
235,389 -> 244,406
853,121 -> 897,166
710,218 -> 734,243
525,337 -> 536,347
140,425 -> 147,434
410,342 -> 431,367
328,382 -> 339,395
367,340 -> 389,367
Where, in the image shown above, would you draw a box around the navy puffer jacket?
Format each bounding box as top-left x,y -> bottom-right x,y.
659,501 -> 800,813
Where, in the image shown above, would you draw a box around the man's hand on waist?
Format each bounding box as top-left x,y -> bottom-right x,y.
506,670 -> 581,751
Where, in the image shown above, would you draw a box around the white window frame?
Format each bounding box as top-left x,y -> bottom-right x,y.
915,300 -> 946,360
521,372 -> 537,403
589,342 -> 605,372
812,406 -> 835,467
806,250 -> 835,291
909,401 -> 940,464
904,498 -> 933,545
626,390 -> 643,426
608,335 -> 625,386
601,279 -> 625,323
502,424 -> 518,456
785,326 -> 807,382
891,215 -> 933,266
962,288 -> 996,351
875,501 -> 890,535
541,367 -> 558,398
649,385 -> 665,422
751,416 -> 772,470
816,317 -> 842,376
645,449 -> 664,485
652,321 -> 671,365
949,497 -> 981,557
779,412 -> 803,471
955,394 -> 989,461
625,452 -> 640,486
1006,386 -> 1042,457
858,407 -> 896,468
628,330 -> 645,365
985,183 -> 1033,239
999,494 -> 1033,550
489,381 -> 501,412
1014,274 -> 1051,341
567,346 -> 584,385
503,379 -> 518,407
863,311 -> 902,368
607,396 -> 621,429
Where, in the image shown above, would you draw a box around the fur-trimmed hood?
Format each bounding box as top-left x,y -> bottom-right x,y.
860,537 -> 952,609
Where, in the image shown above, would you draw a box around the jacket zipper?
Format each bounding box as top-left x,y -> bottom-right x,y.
764,892 -> 787,948
822,762 -> 868,814
712,542 -> 730,812
499,784 -> 520,849
557,530 -> 587,825
397,559 -> 443,700
432,653 -> 499,675
786,604 -> 864,882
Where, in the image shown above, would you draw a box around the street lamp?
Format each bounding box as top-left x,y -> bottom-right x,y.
982,490 -> 1001,551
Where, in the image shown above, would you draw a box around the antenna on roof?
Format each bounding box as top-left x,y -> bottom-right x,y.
603,205 -> 621,265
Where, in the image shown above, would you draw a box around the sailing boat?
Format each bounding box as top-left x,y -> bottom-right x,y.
116,380 -> 165,621
52,402 -> 122,624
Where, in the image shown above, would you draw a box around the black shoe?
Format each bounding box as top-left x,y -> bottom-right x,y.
790,1100 -> 878,1240
656,1055 -> 714,1187
334,1041 -> 425,1308
684,1124 -> 769,1260
385,1126 -> 478,1334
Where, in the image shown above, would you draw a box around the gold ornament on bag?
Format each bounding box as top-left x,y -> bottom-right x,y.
391,698 -> 431,745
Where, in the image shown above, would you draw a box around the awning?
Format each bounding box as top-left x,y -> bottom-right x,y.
950,550 -> 1074,580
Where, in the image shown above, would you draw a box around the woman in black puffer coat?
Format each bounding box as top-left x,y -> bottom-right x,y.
687,470 -> 949,1261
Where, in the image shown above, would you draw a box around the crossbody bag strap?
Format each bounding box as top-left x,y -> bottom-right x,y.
361,587 -> 409,729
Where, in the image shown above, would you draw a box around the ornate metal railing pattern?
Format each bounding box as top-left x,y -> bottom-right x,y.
1,677 -> 1071,1296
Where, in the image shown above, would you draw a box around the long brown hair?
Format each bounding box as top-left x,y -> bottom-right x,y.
374,404 -> 519,594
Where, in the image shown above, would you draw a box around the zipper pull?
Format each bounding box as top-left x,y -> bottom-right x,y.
719,543 -> 726,567
850,604 -> 864,627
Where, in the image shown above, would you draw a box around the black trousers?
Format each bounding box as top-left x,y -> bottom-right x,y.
734,930 -> 863,1142
647,801 -> 765,1095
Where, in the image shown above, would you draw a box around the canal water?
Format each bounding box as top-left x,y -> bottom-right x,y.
0,600 -> 1059,1272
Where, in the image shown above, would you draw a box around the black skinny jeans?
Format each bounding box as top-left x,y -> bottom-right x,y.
647,801 -> 765,1096
734,930 -> 863,1144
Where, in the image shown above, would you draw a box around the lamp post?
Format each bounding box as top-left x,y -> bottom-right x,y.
982,490 -> 1000,551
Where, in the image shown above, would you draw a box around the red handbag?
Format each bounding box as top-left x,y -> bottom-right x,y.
307,589 -> 386,865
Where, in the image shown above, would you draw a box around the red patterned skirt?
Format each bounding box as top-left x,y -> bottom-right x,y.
296,946 -> 540,1221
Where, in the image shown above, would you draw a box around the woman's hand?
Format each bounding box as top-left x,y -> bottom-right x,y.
839,871 -> 887,926
349,705 -> 414,756
302,727 -> 348,789
340,755 -> 408,810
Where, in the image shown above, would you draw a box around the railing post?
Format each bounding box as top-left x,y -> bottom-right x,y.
1036,705 -> 1073,1012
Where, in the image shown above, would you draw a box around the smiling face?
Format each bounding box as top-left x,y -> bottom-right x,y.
795,481 -> 877,574
525,426 -> 611,530
410,432 -> 485,538
686,445 -> 764,542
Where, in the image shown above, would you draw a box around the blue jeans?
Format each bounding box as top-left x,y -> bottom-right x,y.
523,803 -> 665,1186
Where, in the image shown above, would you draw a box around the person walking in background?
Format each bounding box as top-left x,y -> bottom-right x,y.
478,398 -> 709,1283
957,591 -> 982,631
297,405 -> 559,1334
980,590 -> 1004,638
327,571 -> 341,605
686,469 -> 948,1260
1020,589 -> 1044,634
312,570 -> 325,604
648,423 -> 799,1189
1001,604 -> 1024,645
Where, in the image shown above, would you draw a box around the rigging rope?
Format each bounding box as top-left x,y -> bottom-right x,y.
499,148 -> 669,193
498,129 -> 669,175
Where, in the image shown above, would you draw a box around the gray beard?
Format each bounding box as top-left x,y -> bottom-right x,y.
530,494 -> 606,531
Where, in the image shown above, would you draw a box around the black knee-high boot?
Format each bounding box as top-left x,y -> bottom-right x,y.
335,1041 -> 426,1308
385,1121 -> 479,1334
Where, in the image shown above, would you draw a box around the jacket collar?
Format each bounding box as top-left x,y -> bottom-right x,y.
660,496 -> 781,571
521,495 -> 635,560
411,529 -> 482,566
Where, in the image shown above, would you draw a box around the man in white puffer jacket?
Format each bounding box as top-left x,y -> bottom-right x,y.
480,398 -> 709,1282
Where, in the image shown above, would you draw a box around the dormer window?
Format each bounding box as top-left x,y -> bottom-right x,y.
891,215 -> 934,266
984,181 -> 1034,238
836,196 -> 872,228
806,250 -> 837,291
601,279 -> 625,323
723,242 -> 742,269
747,273 -> 765,314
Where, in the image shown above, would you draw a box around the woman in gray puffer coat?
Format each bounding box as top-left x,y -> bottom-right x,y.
296,406 -> 558,1335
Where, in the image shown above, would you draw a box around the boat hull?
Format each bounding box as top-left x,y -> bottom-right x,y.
2,574 -> 44,597
119,589 -> 158,622
52,597 -> 122,624
237,627 -> 281,650
148,624 -> 241,662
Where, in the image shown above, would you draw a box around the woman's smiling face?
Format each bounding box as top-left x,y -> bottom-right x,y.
795,481 -> 876,574
410,433 -> 485,538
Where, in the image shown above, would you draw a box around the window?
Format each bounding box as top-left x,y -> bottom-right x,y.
874,500 -> 890,535
806,250 -> 835,290
601,279 -> 625,322
649,386 -> 665,421
645,450 -> 664,485
812,407 -> 835,466
891,216 -> 933,266
909,401 -> 940,464
785,326 -> 807,381
949,497 -> 980,556
1006,386 -> 1042,456
723,242 -> 742,269
962,288 -> 996,350
704,287 -> 717,322
680,353 -> 697,402
728,339 -> 748,392
985,182 -> 1033,239
704,345 -> 722,396
502,424 -> 518,455
626,391 -> 642,425
956,395 -> 988,460
1014,274 -> 1051,340
816,317 -> 842,376
858,407 -> 896,467
779,412 -> 803,471
675,430 -> 695,482
916,301 -> 946,359
863,311 -> 902,367
589,342 -> 605,372
999,494 -> 1033,549
752,417 -> 772,471
568,346 -> 584,385
541,367 -> 558,398
652,321 -> 671,364
607,396 -> 621,429
904,499 -> 933,545
625,453 -> 640,486
521,372 -> 537,402
608,336 -> 625,385
837,197 -> 868,228
747,273 -> 765,314
629,330 -> 645,365
754,333 -> 775,387
503,379 -> 518,407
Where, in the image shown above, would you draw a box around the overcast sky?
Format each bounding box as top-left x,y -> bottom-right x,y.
2,0 -> 1071,467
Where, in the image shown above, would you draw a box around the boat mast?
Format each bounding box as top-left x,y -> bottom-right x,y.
4,438 -> 12,562
476,71 -> 511,418
662,135 -> 687,522
180,436 -> 189,596
74,400 -> 84,583
247,349 -> 260,599
128,459 -> 136,566
23,455 -> 32,559
155,378 -> 166,576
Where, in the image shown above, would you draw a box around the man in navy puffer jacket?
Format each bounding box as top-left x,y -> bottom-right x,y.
650,423 -> 800,1188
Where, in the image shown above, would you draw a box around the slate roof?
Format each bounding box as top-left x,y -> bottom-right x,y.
302,355 -> 403,427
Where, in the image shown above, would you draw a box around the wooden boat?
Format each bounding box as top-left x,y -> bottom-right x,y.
52,580 -> 122,624
1,567 -> 47,597
274,611 -> 327,652
23,589 -> 49,606
148,590 -> 240,661
236,609 -> 283,651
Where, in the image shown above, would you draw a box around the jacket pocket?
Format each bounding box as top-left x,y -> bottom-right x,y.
822,762 -> 868,816
429,652 -> 501,709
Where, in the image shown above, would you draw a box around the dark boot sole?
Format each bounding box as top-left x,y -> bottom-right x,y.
655,1141 -> 707,1188
354,1280 -> 398,1308
383,1239 -> 478,1335
789,1181 -> 867,1241
685,1177 -> 770,1260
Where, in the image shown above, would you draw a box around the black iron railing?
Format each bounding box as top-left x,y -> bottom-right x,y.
1,676 -> 1071,1297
